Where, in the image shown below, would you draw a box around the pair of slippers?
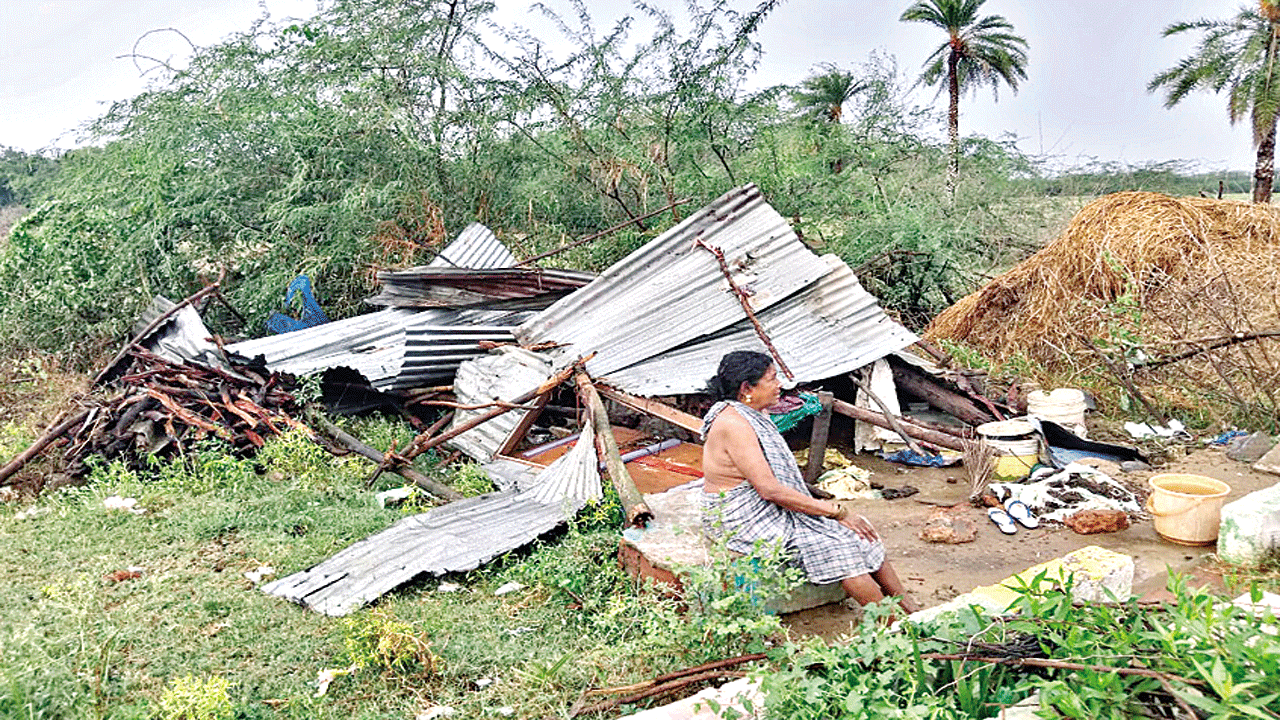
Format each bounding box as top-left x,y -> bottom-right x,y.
988,500 -> 1039,535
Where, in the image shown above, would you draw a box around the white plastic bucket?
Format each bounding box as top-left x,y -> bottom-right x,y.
1028,388 -> 1088,437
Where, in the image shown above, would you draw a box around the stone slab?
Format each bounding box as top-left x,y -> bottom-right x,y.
1254,441 -> 1280,477
905,545 -> 1134,627
1218,481 -> 1280,566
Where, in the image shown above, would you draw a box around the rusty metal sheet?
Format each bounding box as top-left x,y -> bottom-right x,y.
514,184 -> 831,378
366,267 -> 595,309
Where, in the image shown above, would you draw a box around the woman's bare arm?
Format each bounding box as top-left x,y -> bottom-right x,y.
709,408 -> 879,541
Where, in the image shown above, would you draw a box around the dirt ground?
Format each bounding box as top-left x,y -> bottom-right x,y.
783,445 -> 1279,638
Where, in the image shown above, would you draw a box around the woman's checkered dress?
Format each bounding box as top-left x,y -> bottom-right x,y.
701,400 -> 885,584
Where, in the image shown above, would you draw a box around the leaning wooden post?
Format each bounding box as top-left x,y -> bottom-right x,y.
803,391 -> 834,484
574,372 -> 652,528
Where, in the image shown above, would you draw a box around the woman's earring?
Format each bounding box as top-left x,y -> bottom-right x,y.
745,394 -> 753,402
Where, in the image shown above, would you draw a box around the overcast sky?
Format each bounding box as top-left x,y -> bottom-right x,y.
0,0 -> 1259,173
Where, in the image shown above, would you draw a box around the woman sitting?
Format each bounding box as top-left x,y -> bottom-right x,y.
701,350 -> 920,614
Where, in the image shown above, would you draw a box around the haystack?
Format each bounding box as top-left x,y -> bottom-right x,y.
927,191 -> 1280,422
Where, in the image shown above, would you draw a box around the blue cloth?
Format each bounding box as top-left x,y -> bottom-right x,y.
1210,430 -> 1248,447
878,448 -> 959,467
266,275 -> 329,334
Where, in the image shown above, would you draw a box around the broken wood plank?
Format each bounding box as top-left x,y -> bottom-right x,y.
890,364 -> 994,427
594,385 -> 703,434
575,372 -> 652,527
850,373 -> 928,457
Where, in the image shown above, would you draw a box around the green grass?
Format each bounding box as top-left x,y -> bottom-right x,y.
0,424 -> 784,719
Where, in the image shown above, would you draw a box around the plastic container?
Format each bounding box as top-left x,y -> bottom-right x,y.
1146,474 -> 1232,545
977,419 -> 1040,481
1028,388 -> 1088,437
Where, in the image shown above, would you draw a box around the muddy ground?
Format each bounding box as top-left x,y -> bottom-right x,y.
783,445 -> 1279,638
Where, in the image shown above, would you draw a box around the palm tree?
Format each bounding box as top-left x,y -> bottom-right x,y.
1149,1 -> 1280,204
900,0 -> 1028,200
791,64 -> 867,123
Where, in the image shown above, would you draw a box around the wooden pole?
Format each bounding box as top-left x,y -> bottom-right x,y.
594,385 -> 703,433
307,410 -> 464,501
830,398 -> 966,452
575,372 -> 652,527
849,374 -> 928,457
803,391 -> 834,483
890,364 -> 994,427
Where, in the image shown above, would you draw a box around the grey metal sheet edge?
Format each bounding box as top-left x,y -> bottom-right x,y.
260,490 -> 584,616
427,223 -> 517,269
514,184 -> 831,377
599,255 -> 919,396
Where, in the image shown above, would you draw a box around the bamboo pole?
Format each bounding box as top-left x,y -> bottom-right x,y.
830,399 -> 966,452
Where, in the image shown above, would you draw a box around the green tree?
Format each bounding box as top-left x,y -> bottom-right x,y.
790,64 -> 867,123
1149,1 -> 1280,203
899,0 -> 1028,201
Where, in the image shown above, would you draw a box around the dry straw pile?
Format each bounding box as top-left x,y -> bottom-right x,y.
927,191 -> 1280,422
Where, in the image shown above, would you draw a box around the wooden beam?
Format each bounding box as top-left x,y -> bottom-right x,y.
803,391 -> 833,484
830,398 -> 966,452
576,373 -> 652,527
594,385 -> 703,434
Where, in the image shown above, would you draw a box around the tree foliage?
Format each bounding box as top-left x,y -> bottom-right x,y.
1149,1 -> 1280,203
0,0 -> 1061,366
899,0 -> 1028,200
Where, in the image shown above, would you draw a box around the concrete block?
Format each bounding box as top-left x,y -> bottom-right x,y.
1218,482 -> 1280,566
1255,442 -> 1280,477
905,546 -> 1133,628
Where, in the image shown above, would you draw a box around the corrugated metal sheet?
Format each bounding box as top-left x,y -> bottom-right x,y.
260,489 -> 585,616
530,413 -> 601,504
427,222 -> 517,269
226,308 -> 531,392
447,347 -> 556,462
600,255 -> 919,395
131,296 -> 231,372
366,267 -> 594,309
515,184 -> 831,378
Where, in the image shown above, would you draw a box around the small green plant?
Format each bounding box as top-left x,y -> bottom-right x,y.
447,462 -> 495,497
157,675 -> 234,720
342,611 -> 441,676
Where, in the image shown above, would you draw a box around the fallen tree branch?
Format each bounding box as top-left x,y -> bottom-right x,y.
571,670 -> 748,717
516,198 -> 691,267
1139,328 -> 1280,370
1078,336 -> 1168,424
831,399 -> 966,452
694,238 -> 794,380
919,652 -> 1202,686
306,409 -> 463,501
0,407 -> 93,487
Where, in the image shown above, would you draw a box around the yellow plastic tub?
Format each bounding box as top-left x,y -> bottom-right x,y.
1146,474 -> 1231,545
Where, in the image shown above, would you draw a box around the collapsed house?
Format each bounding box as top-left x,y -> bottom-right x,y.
259,184 -> 943,615
4,184 -> 1145,617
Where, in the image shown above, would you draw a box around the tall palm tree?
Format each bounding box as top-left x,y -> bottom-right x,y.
791,64 -> 867,123
1149,1 -> 1280,204
900,0 -> 1028,200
